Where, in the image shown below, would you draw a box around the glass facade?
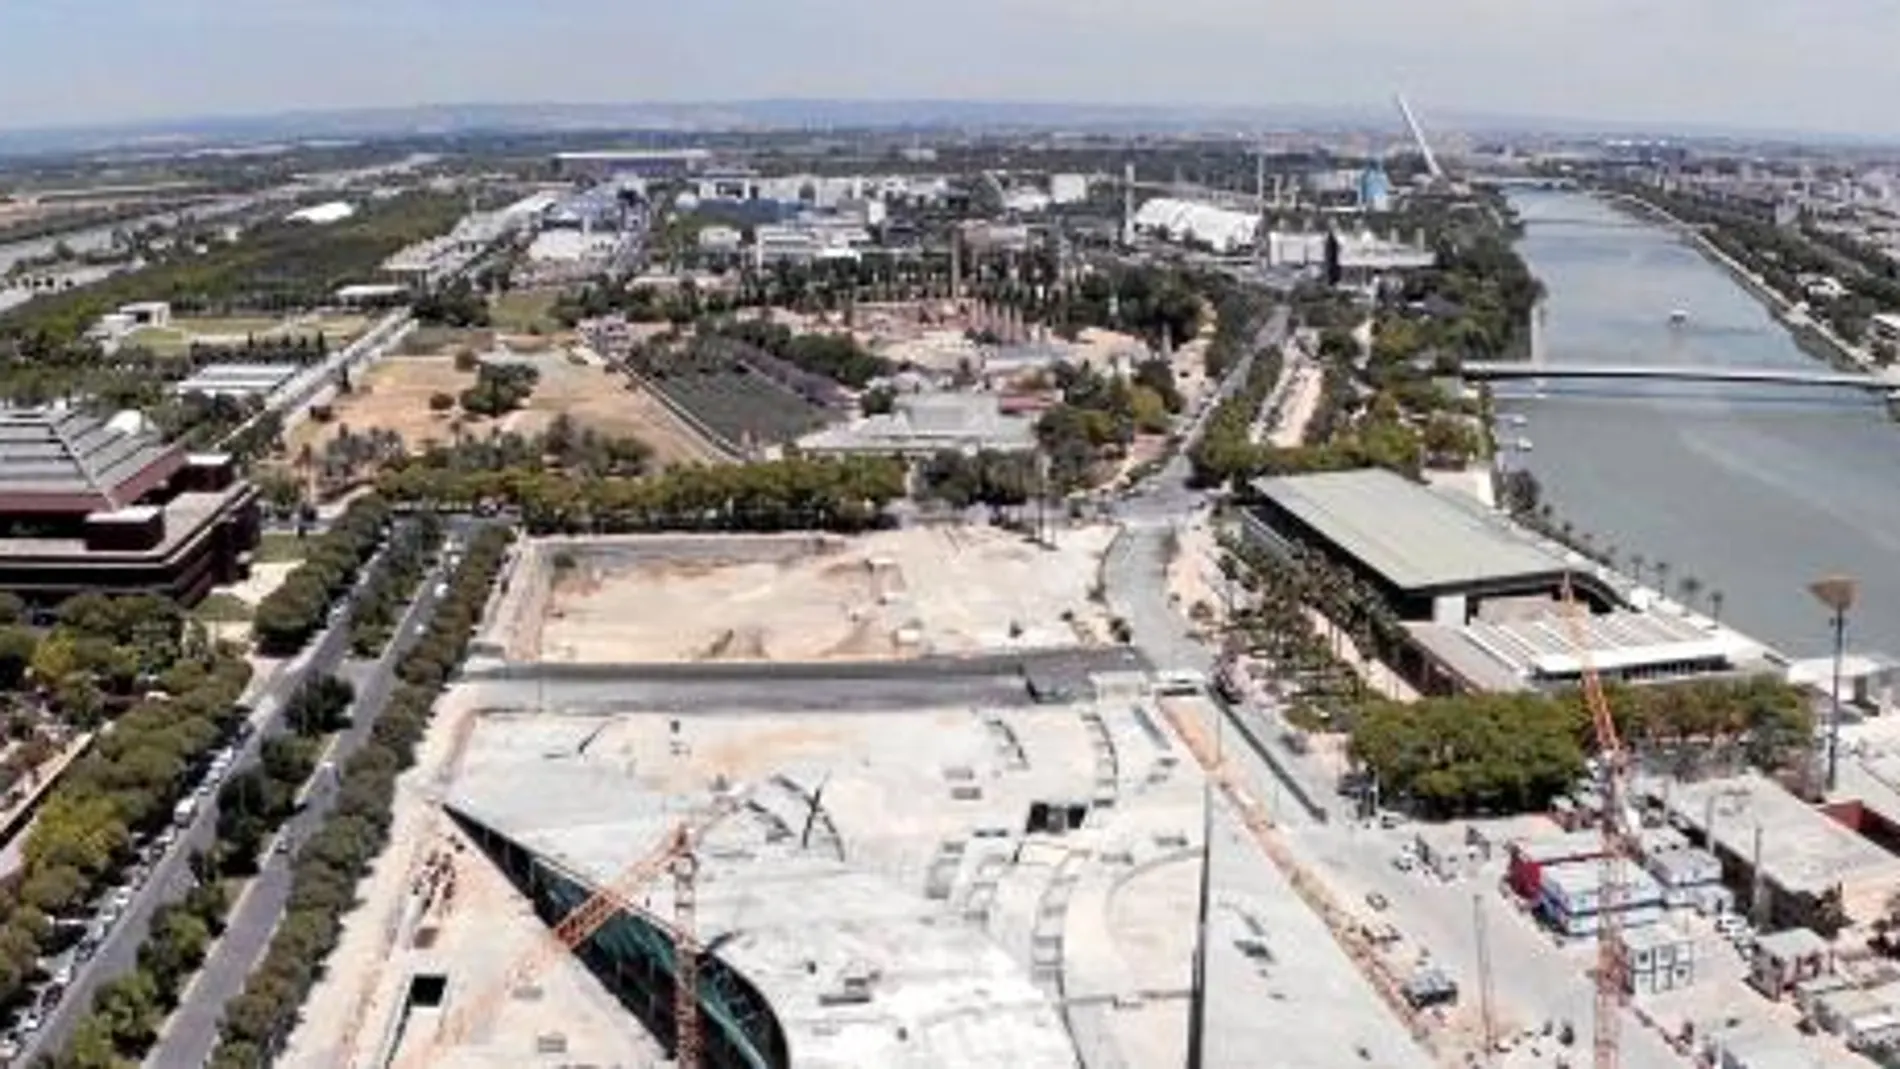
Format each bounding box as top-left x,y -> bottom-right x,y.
455,813 -> 790,1069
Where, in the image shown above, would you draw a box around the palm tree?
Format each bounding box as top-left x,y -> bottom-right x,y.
1710,589 -> 1725,624
1679,575 -> 1704,611
1629,553 -> 1646,586
1654,559 -> 1671,595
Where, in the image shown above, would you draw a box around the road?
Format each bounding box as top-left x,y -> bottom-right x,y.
13,525 -> 419,1066
1094,297 -> 1689,1067
145,545 -> 459,1069
1288,819 -> 1688,1069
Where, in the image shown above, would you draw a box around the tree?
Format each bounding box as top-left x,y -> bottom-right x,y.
0,625 -> 38,689
1710,589 -> 1726,623
428,391 -> 455,413
1678,574 -> 1704,611
142,907 -> 211,989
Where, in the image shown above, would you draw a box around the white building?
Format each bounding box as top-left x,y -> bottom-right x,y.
698,226 -> 744,254
797,393 -> 1037,459
1132,198 -> 1259,254
286,201 -> 355,225
1538,859 -> 1665,937
1050,174 -> 1091,205
1622,922 -> 1696,998
1870,312 -> 1900,349
173,363 -> 300,400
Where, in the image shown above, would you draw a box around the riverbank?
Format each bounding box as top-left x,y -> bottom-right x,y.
1594,188 -> 1881,377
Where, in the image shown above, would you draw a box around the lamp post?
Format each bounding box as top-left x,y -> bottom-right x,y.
1809,575 -> 1857,795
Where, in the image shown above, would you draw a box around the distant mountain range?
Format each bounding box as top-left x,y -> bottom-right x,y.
0,99 -> 1885,158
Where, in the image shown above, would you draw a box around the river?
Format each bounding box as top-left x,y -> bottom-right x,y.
1499,189 -> 1900,660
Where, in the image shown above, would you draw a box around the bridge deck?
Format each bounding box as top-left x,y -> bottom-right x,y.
1464,362 -> 1890,390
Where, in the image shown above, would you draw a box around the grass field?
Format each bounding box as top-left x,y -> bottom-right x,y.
124,326 -> 191,356
254,531 -> 310,564
170,315 -> 287,338
490,289 -> 563,335
191,592 -> 253,624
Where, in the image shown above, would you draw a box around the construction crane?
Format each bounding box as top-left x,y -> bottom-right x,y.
1558,575 -> 1632,1069
395,791 -> 742,1069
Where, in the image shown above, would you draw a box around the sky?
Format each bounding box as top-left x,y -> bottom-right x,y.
4,0 -> 1899,136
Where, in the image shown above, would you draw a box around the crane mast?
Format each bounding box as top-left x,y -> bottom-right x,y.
673,832 -> 703,1068
395,792 -> 739,1069
1559,575 -> 1629,1069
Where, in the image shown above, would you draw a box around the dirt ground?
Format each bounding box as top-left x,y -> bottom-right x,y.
536,525 -> 1116,663
497,352 -> 729,467
287,354 -> 476,456
287,347 -> 726,469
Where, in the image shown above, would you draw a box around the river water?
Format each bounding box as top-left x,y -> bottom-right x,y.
1499,189 -> 1900,659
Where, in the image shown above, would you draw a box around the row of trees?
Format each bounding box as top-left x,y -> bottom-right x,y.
705,318 -> 892,390
1349,676 -> 1813,816
205,527 -> 515,1068
250,497 -> 393,655
0,192 -> 466,345
376,454 -> 907,535
916,449 -> 1036,509
43,670 -> 356,1067
39,881 -> 232,1069
1187,301 -> 1290,488
348,514 -> 445,656
0,613 -> 252,1013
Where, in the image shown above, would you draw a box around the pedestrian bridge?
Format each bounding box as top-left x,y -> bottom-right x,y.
1463,362 -> 1894,392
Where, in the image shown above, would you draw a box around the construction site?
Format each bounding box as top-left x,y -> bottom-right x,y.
488,529 -> 1118,664
275,526 -> 1439,1069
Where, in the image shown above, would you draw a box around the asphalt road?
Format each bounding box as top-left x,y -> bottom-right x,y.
145,548 -> 456,1069
13,526 -> 415,1066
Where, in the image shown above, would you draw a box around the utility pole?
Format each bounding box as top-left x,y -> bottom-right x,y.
1474,892 -> 1499,1065
1808,575 -> 1857,795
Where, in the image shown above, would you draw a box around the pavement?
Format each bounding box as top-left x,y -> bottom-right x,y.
143,540 -> 459,1069
11,521 -> 426,1067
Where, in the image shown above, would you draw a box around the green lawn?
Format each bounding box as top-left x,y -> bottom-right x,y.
124,326 -> 190,357
192,592 -> 253,624
171,315 -> 289,339
254,532 -> 309,564
490,289 -> 562,334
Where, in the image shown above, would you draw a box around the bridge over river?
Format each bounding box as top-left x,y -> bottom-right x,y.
1463,361 -> 1896,393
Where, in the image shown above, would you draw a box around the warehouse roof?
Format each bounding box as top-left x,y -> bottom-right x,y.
1251,468 -> 1569,592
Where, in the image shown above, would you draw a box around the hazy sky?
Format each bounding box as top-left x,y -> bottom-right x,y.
4,0 -> 1898,135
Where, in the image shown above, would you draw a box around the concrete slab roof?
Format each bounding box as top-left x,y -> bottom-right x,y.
1250,468 -> 1569,593
440,699 -> 1210,1069
1654,773 -> 1900,899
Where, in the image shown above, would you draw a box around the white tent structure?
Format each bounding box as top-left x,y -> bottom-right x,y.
1131,198 -> 1260,254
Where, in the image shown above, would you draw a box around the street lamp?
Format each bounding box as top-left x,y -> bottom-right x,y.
1808,575 -> 1857,794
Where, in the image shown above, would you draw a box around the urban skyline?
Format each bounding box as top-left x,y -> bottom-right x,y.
3,0 -> 1899,138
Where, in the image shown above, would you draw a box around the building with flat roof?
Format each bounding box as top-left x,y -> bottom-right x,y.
173,362 -> 300,401
1653,772 -> 1900,930
1536,858 -> 1664,937
1244,469 -> 1755,694
1246,469 -> 1590,619
0,406 -> 258,605
797,393 -> 1037,459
